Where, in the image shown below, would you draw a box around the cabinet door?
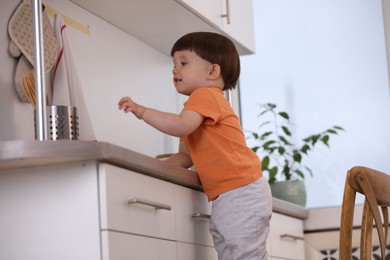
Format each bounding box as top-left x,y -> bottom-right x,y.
99,164 -> 176,240
219,0 -> 255,52
0,163 -> 101,260
102,231 -> 177,260
71,0 -> 254,55
268,212 -> 305,260
176,0 -> 222,27
174,185 -> 214,246
176,0 -> 255,53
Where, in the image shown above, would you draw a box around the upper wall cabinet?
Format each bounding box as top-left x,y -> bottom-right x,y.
177,0 -> 255,53
70,0 -> 255,56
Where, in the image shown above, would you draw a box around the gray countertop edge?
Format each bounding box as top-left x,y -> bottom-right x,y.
0,140 -> 308,219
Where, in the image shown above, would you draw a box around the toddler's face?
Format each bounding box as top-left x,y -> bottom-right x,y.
172,50 -> 213,95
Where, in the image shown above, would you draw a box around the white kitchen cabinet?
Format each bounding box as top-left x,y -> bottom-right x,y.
174,184 -> 214,246
176,0 -> 255,53
267,212 -> 305,260
99,164 -> 176,240
177,242 -> 218,260
0,162 -> 102,260
70,0 -> 255,55
101,231 -> 177,260
98,164 -> 178,259
0,161 -> 217,259
98,164 -> 219,259
176,0 -> 221,27
174,183 -> 218,259
219,0 -> 255,52
0,152 -> 309,259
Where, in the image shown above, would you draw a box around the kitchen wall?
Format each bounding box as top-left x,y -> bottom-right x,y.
0,0 -> 180,157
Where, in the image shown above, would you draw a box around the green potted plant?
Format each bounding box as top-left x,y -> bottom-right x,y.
248,103 -> 344,207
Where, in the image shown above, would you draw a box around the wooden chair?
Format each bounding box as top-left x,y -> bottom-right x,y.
339,166 -> 390,260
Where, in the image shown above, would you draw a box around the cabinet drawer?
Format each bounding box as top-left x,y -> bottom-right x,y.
268,212 -> 305,260
102,231 -> 177,260
174,185 -> 214,246
99,164 -> 175,240
177,241 -> 218,260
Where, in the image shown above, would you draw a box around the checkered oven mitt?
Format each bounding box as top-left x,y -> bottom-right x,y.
8,0 -> 58,105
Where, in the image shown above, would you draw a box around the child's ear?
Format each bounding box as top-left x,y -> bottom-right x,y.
208,64 -> 221,79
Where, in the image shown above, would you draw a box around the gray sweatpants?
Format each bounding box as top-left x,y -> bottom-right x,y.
209,177 -> 272,260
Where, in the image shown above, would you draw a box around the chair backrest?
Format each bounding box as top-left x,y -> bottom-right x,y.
339,166 -> 390,260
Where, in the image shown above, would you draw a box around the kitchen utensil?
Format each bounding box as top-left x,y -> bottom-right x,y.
14,55 -> 33,103
35,105 -> 79,140
8,0 -> 58,72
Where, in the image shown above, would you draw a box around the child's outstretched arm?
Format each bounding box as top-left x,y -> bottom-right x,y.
118,96 -> 204,137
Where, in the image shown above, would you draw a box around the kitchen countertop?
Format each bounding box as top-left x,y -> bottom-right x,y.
0,140 -> 308,219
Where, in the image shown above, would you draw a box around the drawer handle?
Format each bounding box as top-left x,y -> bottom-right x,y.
280,233 -> 304,241
128,197 -> 172,211
191,212 -> 211,219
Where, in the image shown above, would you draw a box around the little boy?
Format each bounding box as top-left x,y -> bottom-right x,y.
118,32 -> 272,260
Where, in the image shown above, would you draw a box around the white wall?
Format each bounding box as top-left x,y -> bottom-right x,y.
0,0 -> 180,157
240,0 -> 390,208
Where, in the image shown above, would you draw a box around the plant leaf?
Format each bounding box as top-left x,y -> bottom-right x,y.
268,166 -> 278,183
282,162 -> 291,180
301,144 -> 310,154
321,135 -> 330,146
263,140 -> 276,149
260,131 -> 273,139
251,146 -> 259,153
279,136 -> 292,146
334,125 -> 344,131
261,156 -> 270,170
326,129 -> 337,134
258,121 -> 271,128
278,112 -> 289,120
295,169 -> 305,179
304,166 -> 313,177
293,152 -> 302,163
310,134 -> 320,145
281,126 -> 291,136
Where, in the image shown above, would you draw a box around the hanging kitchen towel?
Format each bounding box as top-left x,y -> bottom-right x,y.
53,14 -> 96,141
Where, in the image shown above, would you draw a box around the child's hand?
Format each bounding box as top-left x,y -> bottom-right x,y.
118,97 -> 146,119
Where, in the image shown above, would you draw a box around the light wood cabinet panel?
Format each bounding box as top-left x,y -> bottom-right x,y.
218,0 -> 255,52
0,163 -> 101,259
174,185 -> 214,246
0,160 -> 307,259
177,241 -> 218,260
102,231 -> 177,260
176,0 -> 255,53
98,164 -> 176,240
176,0 -> 222,27
268,212 -> 305,260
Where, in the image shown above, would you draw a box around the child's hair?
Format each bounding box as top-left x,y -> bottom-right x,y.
170,32 -> 240,90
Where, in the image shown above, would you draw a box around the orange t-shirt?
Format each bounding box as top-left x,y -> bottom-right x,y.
182,87 -> 262,201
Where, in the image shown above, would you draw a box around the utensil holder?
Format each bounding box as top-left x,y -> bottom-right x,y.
35,105 -> 79,140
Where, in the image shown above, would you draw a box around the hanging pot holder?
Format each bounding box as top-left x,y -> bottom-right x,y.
8,0 -> 58,72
